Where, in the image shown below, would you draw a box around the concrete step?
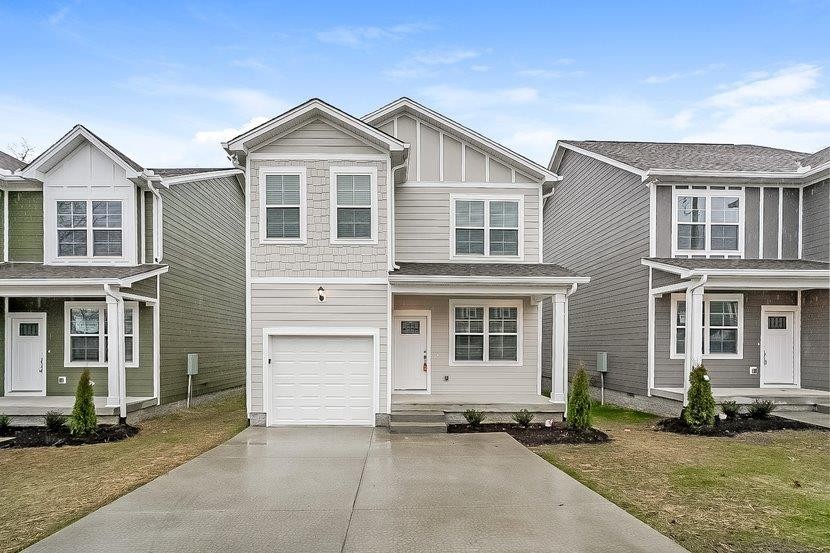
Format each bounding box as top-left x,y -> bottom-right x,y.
391,410 -> 445,423
390,421 -> 447,434
816,404 -> 830,415
772,404 -> 819,413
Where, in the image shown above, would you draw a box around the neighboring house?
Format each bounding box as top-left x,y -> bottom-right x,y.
0,126 -> 245,423
543,140 -> 830,414
223,97 -> 588,428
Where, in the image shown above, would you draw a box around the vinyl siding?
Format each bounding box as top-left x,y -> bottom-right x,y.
254,119 -> 381,156
8,191 -> 44,262
762,187 -> 780,258
801,289 -> 829,391
802,179 -> 829,262
158,177 -> 246,403
543,150 -> 650,395
394,295 -> 539,398
249,283 -> 388,414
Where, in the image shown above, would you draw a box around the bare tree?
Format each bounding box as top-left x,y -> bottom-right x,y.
7,138 -> 35,162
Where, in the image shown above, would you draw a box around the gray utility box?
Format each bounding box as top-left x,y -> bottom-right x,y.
187,353 -> 199,375
596,352 -> 608,373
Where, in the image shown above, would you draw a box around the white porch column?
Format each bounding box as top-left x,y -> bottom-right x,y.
683,282 -> 705,406
105,293 -> 126,412
551,292 -> 568,404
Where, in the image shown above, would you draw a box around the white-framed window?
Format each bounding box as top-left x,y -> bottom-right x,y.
330,167 -> 378,244
57,200 -> 123,258
449,299 -> 522,365
64,301 -> 139,367
672,188 -> 744,257
450,195 -> 523,259
259,167 -> 307,244
670,293 -> 743,360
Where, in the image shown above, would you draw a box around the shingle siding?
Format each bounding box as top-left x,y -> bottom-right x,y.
802,179 -> 829,262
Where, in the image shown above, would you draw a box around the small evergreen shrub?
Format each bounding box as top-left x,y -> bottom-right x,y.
463,409 -> 485,427
567,362 -> 592,431
720,400 -> 741,419
44,410 -> 66,432
682,364 -> 716,427
747,399 -> 776,419
68,369 -> 97,435
0,413 -> 10,434
512,409 -> 534,428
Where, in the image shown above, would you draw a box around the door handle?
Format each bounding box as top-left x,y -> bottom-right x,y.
422,350 -> 428,372
39,357 -> 44,373
763,351 -> 767,366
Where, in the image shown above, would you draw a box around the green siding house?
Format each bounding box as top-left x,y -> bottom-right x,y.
0,126 -> 245,423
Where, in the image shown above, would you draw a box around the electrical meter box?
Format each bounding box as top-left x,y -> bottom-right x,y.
187,353 -> 199,375
596,352 -> 608,373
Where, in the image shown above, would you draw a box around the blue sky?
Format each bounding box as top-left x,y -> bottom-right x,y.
2,1 -> 829,167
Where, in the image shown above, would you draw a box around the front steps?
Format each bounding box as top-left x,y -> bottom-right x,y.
390,409 -> 447,433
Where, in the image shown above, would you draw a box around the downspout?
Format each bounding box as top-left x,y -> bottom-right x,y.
103,284 -> 128,421
389,158 -> 408,271
146,180 -> 163,263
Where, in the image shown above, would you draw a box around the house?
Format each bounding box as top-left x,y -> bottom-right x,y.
0,126 -> 246,424
543,140 -> 830,414
223,98 -> 588,429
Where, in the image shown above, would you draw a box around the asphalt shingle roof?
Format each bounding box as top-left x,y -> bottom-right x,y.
800,146 -> 830,169
0,263 -> 166,280
647,257 -> 830,271
0,150 -> 26,171
390,262 -> 581,278
149,168 -> 235,177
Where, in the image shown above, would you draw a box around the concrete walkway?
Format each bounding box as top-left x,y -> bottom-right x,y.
27,427 -> 686,553
775,410 -> 830,429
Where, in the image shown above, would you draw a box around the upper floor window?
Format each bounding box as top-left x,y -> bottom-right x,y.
261,168 -> 306,244
57,200 -> 122,258
330,167 -> 377,244
451,196 -> 523,259
672,189 -> 743,257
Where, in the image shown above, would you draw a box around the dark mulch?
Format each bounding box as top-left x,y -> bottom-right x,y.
656,415 -> 823,437
1,424 -> 139,448
447,422 -> 609,446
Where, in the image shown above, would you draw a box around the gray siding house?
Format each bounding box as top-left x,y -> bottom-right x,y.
223,98 -> 587,428
543,141 -> 829,413
0,126 -> 245,423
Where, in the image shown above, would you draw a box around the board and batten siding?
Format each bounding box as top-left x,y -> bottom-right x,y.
801,289 -> 829,391
802,179 -> 829,262
7,190 -> 44,262
249,283 -> 389,415
543,149 -> 650,395
395,185 -> 540,263
158,176 -> 246,403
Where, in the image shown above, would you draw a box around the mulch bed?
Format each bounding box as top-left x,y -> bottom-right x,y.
656,415 -> 823,437
0,424 -> 139,448
447,422 -> 609,446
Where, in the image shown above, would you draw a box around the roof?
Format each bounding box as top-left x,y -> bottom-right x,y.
23,124 -> 145,175
149,167 -> 235,177
558,140 -> 809,173
390,262 -> 586,280
0,263 -> 167,282
800,146 -> 830,169
645,257 -> 830,272
0,150 -> 26,171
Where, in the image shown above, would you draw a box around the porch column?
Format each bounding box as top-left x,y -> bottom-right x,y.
683,282 -> 705,406
551,292 -> 568,404
105,294 -> 126,412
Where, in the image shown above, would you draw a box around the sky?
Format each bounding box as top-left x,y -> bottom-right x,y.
1,1 -> 829,168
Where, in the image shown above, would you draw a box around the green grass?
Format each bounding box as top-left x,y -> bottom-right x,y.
536,402 -> 830,553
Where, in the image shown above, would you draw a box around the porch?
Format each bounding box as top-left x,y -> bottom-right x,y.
651,386 -> 830,410
0,395 -> 157,425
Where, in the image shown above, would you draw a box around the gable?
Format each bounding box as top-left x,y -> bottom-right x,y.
46,141 -> 129,185
254,118 -> 384,156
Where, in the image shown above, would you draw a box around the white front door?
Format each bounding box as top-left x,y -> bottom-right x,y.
393,314 -> 429,392
6,313 -> 47,395
760,307 -> 798,387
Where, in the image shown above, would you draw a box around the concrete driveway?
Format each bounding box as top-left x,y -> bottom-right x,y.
28,427 -> 686,552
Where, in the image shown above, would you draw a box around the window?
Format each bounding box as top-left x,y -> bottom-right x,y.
330,167 -> 377,243
450,300 -> 522,364
260,168 -> 306,243
57,201 -> 87,256
57,200 -> 123,258
451,196 -> 522,258
673,189 -> 742,257
19,323 -> 39,336
65,302 -> 139,367
670,294 -> 743,359
400,321 -> 420,334
92,201 -> 122,256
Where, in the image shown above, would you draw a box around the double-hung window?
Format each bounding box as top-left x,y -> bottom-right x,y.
451,300 -> 522,364
261,168 -> 306,243
330,167 -> 376,243
57,200 -> 123,258
92,201 -> 122,256
65,302 -> 139,367
452,196 -> 522,259
57,201 -> 88,257
673,189 -> 742,257
670,294 -> 743,359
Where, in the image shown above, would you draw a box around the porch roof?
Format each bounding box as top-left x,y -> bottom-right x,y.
390,262 -> 588,282
0,263 -> 167,285
644,257 -> 830,291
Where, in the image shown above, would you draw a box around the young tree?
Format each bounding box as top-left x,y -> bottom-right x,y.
7,138 -> 35,162
683,364 -> 716,427
69,369 -> 97,435
567,362 -> 592,431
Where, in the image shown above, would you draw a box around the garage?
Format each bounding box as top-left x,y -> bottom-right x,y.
267,333 -> 376,426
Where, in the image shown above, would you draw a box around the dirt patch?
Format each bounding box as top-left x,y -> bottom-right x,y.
447,422 -> 609,446
1,424 -> 138,448
655,415 -> 823,437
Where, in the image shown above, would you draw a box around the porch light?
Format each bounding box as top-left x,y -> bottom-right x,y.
317,286 -> 327,303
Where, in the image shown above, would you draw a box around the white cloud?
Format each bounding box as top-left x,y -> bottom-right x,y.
516,69 -> 562,79
705,64 -> 820,107
194,116 -> 271,144
231,58 -> 270,72
501,127 -> 562,165
419,85 -> 539,111
470,65 -> 491,72
316,23 -> 431,48
642,63 -> 724,84
384,48 -> 480,79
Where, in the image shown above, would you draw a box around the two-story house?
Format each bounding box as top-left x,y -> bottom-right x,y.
543,140 -> 830,414
0,125 -> 246,424
223,98 -> 588,429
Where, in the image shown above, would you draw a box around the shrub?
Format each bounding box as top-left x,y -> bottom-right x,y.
512,409 -> 534,428
747,399 -> 776,419
0,413 -> 10,434
463,409 -> 485,427
44,410 -> 66,432
682,364 -> 716,428
567,363 -> 592,431
720,400 -> 741,419
69,369 -> 97,435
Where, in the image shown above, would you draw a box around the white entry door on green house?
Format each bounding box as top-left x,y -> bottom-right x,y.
6,313 -> 47,395
393,315 -> 429,392
760,307 -> 798,387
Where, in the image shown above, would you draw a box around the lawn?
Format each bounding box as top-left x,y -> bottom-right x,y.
0,393 -> 248,553
535,403 -> 830,553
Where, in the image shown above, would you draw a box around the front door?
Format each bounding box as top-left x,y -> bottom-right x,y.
7,313 -> 47,395
760,307 -> 797,387
393,314 -> 429,392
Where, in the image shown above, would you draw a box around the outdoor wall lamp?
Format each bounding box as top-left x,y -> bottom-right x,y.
317,286 -> 327,303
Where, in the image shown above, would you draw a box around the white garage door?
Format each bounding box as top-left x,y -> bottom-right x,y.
269,335 -> 374,425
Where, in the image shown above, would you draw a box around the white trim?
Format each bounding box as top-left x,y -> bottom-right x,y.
261,326 -> 381,427
798,187 -> 803,258
671,187 -> 745,258
640,259 -> 829,280
250,276 -> 388,284
439,132 -> 444,182
258,166 -> 307,245
153,278 -> 160,404
391,283 -> 577,296
648,183 -> 657,257
160,169 -> 243,186
329,166 -> 379,245
2,190 -> 8,262
670,293 -> 744,360
392,310 -> 432,394
536,304 -> 542,395
777,187 -> 783,259
386,156 -> 394,272
389,274 -> 590,285
139,190 -> 146,264
63,300 -> 139,368
449,193 -> 525,261
396,181 -> 540,189
0,267 -> 168,289
537,186 -> 543,263
386,285 -> 393,413
416,120 -> 421,181
4,312 -> 47,396
759,304 -> 801,388
245,155 -> 252,417
247,153 -> 389,161
448,298 -> 523,367
647,268 -> 655,394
